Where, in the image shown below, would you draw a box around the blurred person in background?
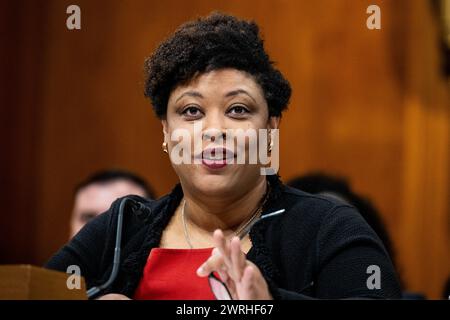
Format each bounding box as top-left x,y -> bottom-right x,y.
288,172 -> 426,299
287,173 -> 397,267
70,169 -> 155,238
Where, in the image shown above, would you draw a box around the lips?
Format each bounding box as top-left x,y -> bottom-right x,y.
199,147 -> 234,169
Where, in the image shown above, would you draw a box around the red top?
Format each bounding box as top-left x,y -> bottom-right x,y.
133,247 -> 216,300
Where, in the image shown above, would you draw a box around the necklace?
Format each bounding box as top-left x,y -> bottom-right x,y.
181,183 -> 270,249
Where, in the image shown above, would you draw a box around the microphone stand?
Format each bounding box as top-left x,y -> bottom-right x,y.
86,197 -> 149,299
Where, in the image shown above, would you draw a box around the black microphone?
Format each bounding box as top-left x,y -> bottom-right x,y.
86,197 -> 150,299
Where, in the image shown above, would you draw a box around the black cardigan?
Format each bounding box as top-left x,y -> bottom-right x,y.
45,175 -> 401,299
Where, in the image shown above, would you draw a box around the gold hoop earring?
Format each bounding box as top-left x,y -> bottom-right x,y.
268,129 -> 273,152
162,142 -> 168,154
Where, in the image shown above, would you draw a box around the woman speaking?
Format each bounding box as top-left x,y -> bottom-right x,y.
46,12 -> 401,300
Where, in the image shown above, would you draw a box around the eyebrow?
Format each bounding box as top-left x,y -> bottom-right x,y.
175,89 -> 257,104
175,91 -> 204,103
79,211 -> 97,219
225,89 -> 257,104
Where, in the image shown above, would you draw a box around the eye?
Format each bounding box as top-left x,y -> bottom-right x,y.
80,213 -> 96,223
228,105 -> 250,117
181,105 -> 203,119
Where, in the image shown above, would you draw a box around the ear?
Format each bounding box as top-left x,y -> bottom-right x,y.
267,116 -> 280,130
161,120 -> 169,140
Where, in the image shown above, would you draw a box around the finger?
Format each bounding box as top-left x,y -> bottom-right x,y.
213,229 -> 232,267
211,248 -> 228,281
230,236 -> 246,281
217,269 -> 229,284
210,248 -> 232,288
240,265 -> 255,300
97,293 -> 131,300
197,249 -> 226,277
225,277 -> 238,300
212,247 -> 220,257
214,230 -> 234,275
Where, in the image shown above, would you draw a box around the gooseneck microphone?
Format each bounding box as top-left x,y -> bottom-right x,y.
86,197 -> 150,299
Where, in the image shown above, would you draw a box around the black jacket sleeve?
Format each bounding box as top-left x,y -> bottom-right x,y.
269,205 -> 401,299
44,208 -> 112,288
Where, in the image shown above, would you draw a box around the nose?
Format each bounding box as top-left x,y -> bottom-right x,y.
202,111 -> 227,142
203,129 -> 226,142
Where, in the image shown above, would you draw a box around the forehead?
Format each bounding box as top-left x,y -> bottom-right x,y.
169,69 -> 264,100
73,180 -> 147,213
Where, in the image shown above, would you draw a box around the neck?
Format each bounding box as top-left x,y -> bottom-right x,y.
180,177 -> 268,235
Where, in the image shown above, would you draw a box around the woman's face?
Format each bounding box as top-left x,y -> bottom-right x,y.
163,68 -> 279,198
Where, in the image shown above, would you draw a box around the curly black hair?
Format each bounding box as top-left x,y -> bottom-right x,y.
144,12 -> 291,118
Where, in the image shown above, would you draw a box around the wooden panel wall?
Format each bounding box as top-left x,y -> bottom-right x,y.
0,0 -> 448,298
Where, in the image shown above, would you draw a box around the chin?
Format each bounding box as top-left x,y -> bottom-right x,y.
176,164 -> 258,197
193,173 -> 235,197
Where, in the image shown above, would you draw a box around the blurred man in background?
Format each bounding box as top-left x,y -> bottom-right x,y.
70,169 -> 155,238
